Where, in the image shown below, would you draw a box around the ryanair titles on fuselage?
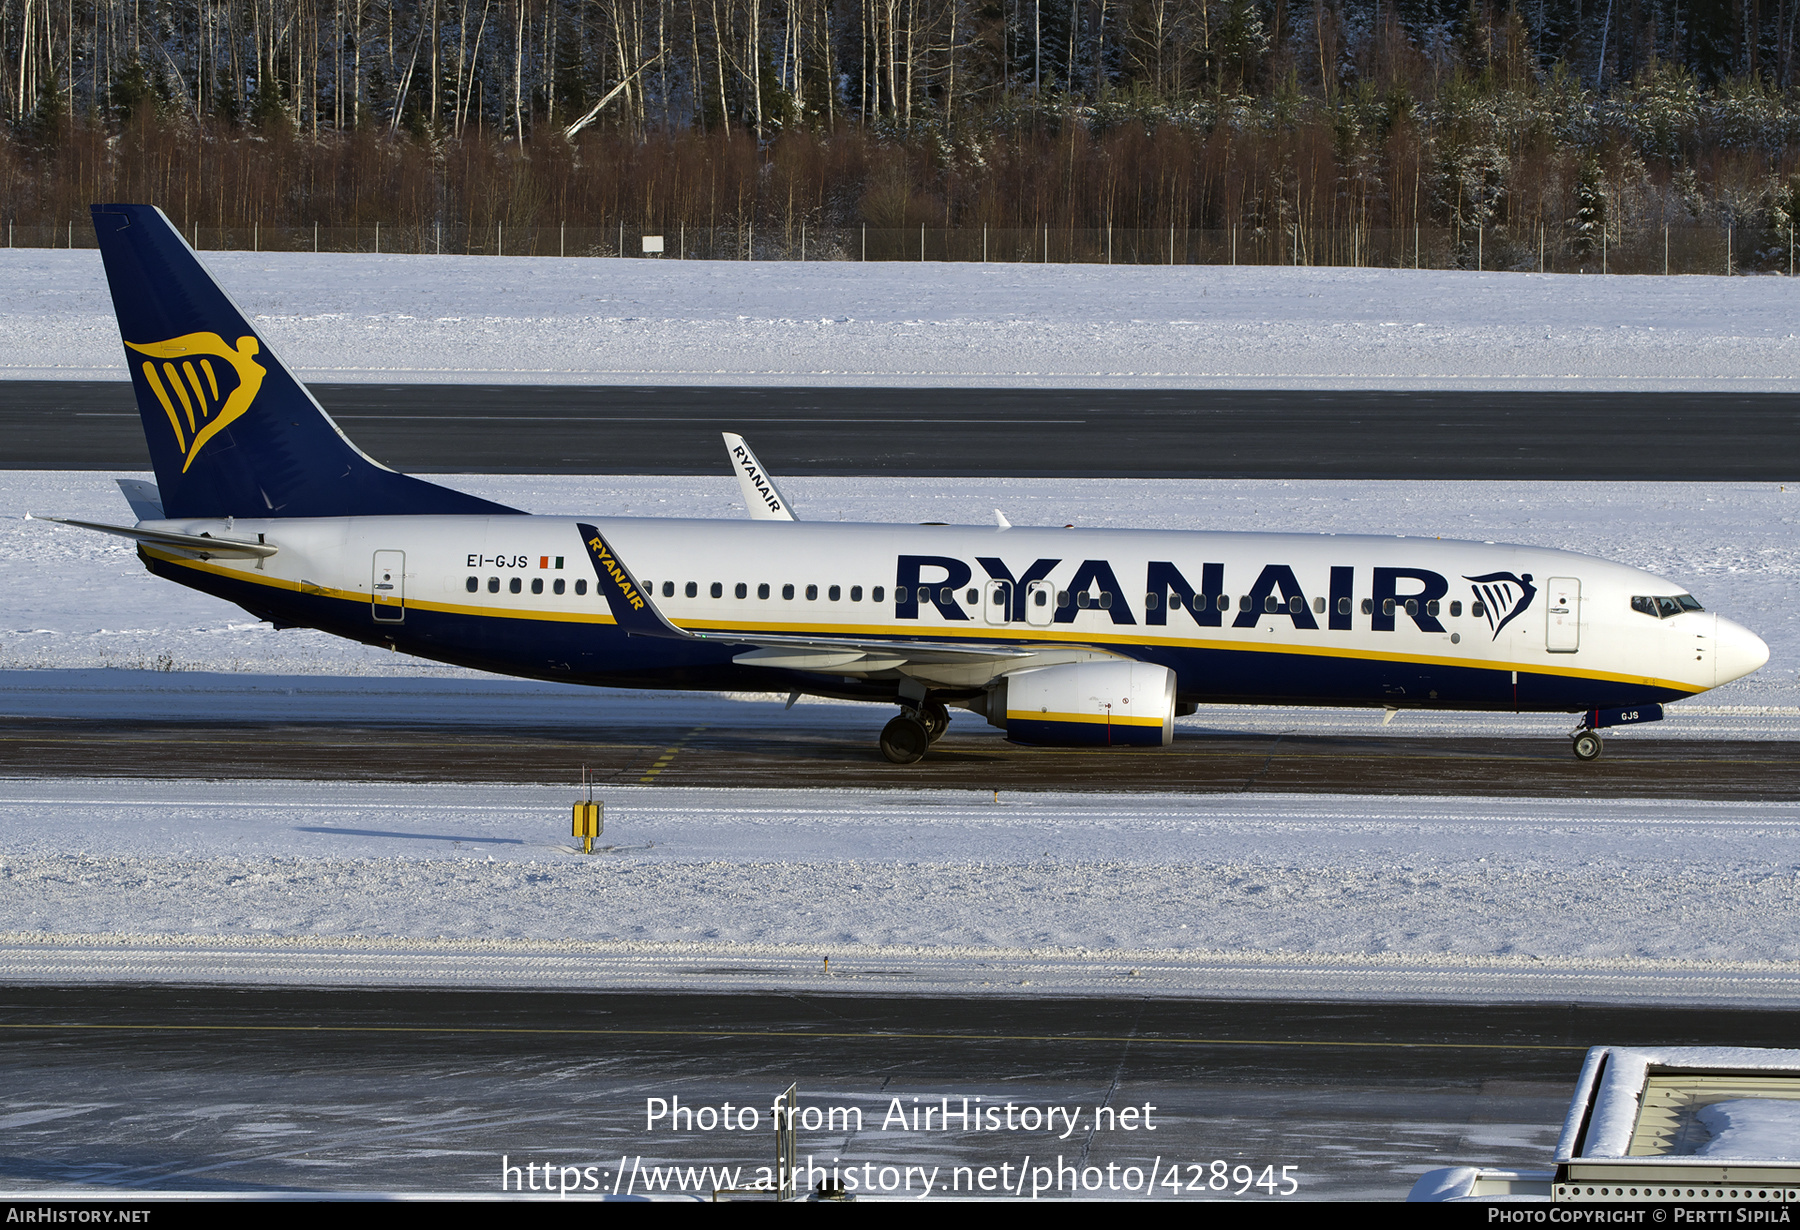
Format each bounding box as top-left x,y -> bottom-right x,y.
889,552 -> 1533,639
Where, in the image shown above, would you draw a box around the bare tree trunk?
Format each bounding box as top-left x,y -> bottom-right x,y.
902,0 -> 912,120
884,0 -> 896,113
822,0 -> 834,125
17,0 -> 34,118
430,0 -> 441,129
688,0 -> 703,126
1092,0 -> 1104,98
751,0 -> 763,136
710,0 -> 729,136
945,0 -> 956,124
513,0 -> 525,137
542,0 -> 556,126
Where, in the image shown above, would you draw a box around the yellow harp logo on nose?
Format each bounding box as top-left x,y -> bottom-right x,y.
125,333 -> 266,472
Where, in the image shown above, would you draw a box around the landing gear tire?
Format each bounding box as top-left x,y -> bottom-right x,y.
1571,730 -> 1604,762
920,700 -> 950,743
880,715 -> 932,764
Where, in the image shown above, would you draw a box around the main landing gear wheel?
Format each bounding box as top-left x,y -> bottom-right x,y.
1571,730 -> 1604,761
880,714 -> 931,764
920,700 -> 950,744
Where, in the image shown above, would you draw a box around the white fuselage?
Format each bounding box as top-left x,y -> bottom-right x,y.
133,513 -> 1769,713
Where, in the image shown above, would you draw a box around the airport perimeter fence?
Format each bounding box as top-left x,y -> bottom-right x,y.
11,218 -> 1793,275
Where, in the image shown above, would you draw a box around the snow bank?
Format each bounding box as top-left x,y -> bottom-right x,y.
2,781 -> 1799,1001
7,249 -> 1800,389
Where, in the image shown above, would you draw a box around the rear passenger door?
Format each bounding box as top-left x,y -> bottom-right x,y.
372,550 -> 406,623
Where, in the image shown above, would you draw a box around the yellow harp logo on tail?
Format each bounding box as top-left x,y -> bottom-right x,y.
125,333 -> 266,472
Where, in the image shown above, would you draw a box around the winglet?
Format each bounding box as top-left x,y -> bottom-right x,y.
576,523 -> 693,640
723,432 -> 798,521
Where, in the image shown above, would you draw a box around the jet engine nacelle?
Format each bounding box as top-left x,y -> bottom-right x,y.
992,660 -> 1176,748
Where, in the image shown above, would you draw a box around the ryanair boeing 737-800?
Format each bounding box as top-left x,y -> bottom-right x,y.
40,204 -> 1770,764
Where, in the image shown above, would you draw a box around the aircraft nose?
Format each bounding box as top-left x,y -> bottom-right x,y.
1714,615 -> 1771,686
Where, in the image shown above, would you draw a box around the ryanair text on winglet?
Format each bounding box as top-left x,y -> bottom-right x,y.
587,536 -> 645,610
731,443 -> 783,515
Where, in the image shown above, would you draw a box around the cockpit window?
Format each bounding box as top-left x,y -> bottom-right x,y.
1632,594 -> 1704,618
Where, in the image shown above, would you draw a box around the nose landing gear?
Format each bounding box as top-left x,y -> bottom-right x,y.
1571,729 -> 1604,761
879,699 -> 950,764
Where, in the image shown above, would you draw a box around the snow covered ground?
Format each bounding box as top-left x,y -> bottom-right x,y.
7,469 -> 1797,731
6,248 -> 1800,389
4,779 -> 1800,1005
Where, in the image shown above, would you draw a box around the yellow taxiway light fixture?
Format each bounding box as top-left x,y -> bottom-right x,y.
572,765 -> 603,854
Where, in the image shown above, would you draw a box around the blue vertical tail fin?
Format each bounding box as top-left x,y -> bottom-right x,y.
91,204 -> 520,519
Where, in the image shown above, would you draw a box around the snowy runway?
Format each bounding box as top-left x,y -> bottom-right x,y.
3,780 -> 1799,1004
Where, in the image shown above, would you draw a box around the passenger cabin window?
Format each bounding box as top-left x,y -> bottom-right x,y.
758,583 -> 770,600
1449,600 -> 1462,617
872,587 -> 885,603
807,585 -> 819,600
735,583 -> 747,599
1337,597 -> 1351,615
685,582 -> 698,598
1471,600 -> 1487,618
851,586 -> 863,601
1360,598 -> 1372,615
1313,597 -> 1326,614
663,582 -> 675,598
553,579 -> 565,595
711,582 -> 723,598
466,576 -> 478,593
783,584 -> 796,600
531,578 -> 543,595
509,578 -> 522,594
829,585 -> 841,601
488,577 -> 500,593
575,579 -> 587,595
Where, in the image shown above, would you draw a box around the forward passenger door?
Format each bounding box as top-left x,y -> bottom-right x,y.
1545,577 -> 1579,652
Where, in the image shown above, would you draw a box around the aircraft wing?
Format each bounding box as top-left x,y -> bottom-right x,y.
576,521 -> 1117,684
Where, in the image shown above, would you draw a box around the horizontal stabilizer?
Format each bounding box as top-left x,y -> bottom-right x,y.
31,514 -> 278,559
